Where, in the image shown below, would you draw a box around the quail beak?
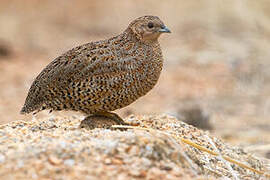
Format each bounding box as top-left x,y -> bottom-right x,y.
159,25 -> 171,33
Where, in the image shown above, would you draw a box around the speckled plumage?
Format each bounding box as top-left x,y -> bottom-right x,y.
21,15 -> 170,117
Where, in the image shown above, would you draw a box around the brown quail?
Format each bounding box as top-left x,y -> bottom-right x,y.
20,15 -> 171,125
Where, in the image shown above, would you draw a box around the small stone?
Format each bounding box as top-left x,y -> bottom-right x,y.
31,173 -> 38,179
64,159 -> 75,166
59,141 -> 67,149
48,155 -> 62,165
104,158 -> 112,165
17,160 -> 24,168
0,154 -> 5,163
160,165 -> 172,171
129,169 -> 145,177
111,158 -> 123,165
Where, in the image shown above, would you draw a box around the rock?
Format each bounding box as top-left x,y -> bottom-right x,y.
0,115 -> 268,179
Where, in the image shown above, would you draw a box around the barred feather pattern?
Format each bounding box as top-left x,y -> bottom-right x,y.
21,16 -> 166,115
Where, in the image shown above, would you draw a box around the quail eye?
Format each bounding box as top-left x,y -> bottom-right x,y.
147,22 -> 154,29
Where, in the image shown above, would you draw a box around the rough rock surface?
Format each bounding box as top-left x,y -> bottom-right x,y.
0,114 -> 268,179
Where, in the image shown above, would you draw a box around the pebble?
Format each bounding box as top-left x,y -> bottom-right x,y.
64,159 -> 75,166
0,154 -> 5,163
48,155 -> 62,165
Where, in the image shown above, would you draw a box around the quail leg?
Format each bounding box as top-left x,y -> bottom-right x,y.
80,111 -> 128,130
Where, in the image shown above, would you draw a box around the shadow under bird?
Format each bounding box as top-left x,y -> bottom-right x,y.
21,15 -> 171,125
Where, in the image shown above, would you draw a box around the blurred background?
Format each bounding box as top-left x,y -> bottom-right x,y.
0,0 -> 270,159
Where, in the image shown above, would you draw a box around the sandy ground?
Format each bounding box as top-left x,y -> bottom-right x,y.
0,0 -> 270,165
